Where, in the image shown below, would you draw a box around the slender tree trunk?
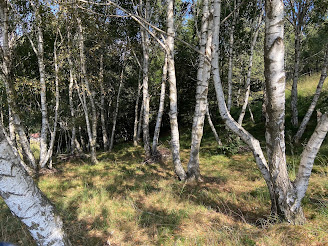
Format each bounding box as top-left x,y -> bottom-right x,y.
152,54 -> 168,156
187,0 -> 212,181
77,16 -> 98,164
8,107 -> 17,150
99,54 -> 109,150
40,35 -> 60,169
227,0 -> 238,111
294,113 -> 328,209
0,1 -> 36,171
140,0 -> 151,159
291,28 -> 301,128
166,0 -> 186,180
238,10 -> 263,125
211,0 -> 275,215
109,69 -> 124,151
294,48 -> 328,143
66,26 -> 78,155
28,0 -> 49,168
206,105 -> 222,146
264,0 -> 305,223
0,128 -> 71,246
133,71 -> 142,146
137,100 -> 144,143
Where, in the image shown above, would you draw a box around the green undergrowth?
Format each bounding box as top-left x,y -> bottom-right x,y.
1,74 -> 328,245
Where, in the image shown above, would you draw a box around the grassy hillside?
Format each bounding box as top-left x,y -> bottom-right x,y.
1,74 -> 327,245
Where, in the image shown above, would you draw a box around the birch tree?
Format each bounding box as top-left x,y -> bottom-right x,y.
210,0 -> 328,224
139,0 -> 151,160
287,0 -> 312,127
109,68 -> 124,151
99,54 -> 109,150
294,47 -> 328,143
187,0 -> 213,181
227,0 -> 239,111
0,0 -> 36,171
77,15 -> 98,164
237,7 -> 263,125
28,0 -> 50,168
166,0 -> 186,180
152,54 -> 168,156
0,128 -> 71,246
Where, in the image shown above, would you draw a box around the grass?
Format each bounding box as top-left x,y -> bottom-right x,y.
1,74 -> 328,245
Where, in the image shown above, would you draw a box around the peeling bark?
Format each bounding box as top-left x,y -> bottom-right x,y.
0,128 -> 71,246
187,0 -> 213,181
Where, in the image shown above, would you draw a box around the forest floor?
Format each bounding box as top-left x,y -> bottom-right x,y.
1,74 -> 328,246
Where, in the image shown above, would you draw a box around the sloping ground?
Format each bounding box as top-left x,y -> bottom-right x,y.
1,73 -> 328,245
1,142 -> 327,245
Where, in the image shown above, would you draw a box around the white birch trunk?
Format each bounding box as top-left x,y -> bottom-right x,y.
0,1 -> 36,171
109,69 -> 124,151
264,0 -> 305,224
67,41 -> 77,154
291,28 -> 301,128
238,10 -> 263,125
294,48 -> 328,143
28,0 -> 49,167
140,0 -> 151,159
77,16 -> 98,164
99,54 -> 109,150
152,54 -> 168,156
187,0 -> 212,181
137,100 -> 144,143
0,128 -> 71,246
211,0 -> 275,209
227,0 -> 238,111
40,35 -> 60,168
166,0 -> 186,180
294,113 -> 328,210
206,105 -> 222,146
133,72 -> 142,147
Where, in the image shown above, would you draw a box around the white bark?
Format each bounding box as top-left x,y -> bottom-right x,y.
0,128 -> 71,246
40,34 -> 60,168
227,0 -> 239,111
294,48 -> 328,143
187,0 -> 212,181
133,72 -> 142,147
99,54 -> 109,150
109,69 -> 124,151
140,0 -> 151,159
77,16 -> 98,164
166,0 -> 186,180
0,0 -> 37,171
152,54 -> 168,155
294,113 -> 328,209
206,105 -> 222,146
264,0 -> 305,223
238,9 -> 263,125
28,0 -> 49,167
67,29 -> 77,154
211,0 -> 274,207
137,100 -> 144,143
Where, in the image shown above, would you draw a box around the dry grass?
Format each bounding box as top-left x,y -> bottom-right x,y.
1,74 -> 328,245
1,142 -> 327,245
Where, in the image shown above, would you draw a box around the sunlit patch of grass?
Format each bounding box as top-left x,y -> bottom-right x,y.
1,73 -> 328,245
30,139 -> 40,162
